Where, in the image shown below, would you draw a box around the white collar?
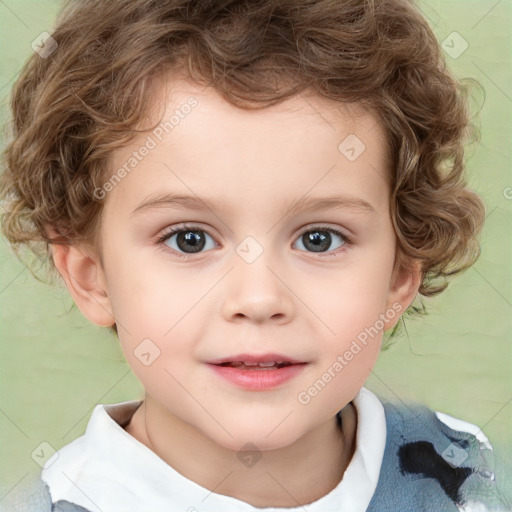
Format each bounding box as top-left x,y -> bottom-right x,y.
41,387 -> 386,512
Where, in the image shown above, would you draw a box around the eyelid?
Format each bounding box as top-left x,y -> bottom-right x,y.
297,222 -> 350,240
156,222 -> 217,247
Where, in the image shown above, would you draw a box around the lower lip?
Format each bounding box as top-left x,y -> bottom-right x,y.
207,363 -> 307,390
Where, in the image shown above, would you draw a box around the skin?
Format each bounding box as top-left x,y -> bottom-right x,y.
49,78 -> 421,507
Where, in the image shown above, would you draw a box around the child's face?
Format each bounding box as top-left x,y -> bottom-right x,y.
79,79 -> 419,450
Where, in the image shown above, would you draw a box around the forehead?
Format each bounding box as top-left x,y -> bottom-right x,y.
103,78 -> 390,219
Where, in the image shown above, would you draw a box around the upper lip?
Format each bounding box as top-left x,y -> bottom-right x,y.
206,353 -> 306,365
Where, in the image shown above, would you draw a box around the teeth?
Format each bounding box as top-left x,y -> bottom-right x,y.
258,361 -> 277,367
224,360 -> 289,369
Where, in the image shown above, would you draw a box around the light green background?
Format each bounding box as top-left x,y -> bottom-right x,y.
0,0 -> 511,506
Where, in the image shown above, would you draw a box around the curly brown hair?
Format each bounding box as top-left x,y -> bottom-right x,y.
0,0 -> 485,339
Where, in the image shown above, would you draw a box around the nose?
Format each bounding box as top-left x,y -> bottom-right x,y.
220,256 -> 295,325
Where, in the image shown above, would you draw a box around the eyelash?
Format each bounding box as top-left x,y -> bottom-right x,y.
156,223 -> 352,258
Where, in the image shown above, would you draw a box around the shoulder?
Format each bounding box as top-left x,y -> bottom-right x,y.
0,471 -> 52,512
434,411 -> 493,450
367,398 -> 510,512
0,471 -> 93,512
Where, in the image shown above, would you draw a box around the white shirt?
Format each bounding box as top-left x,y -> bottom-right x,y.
41,387 -> 484,512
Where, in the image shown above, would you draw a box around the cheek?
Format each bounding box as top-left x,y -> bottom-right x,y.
301,246 -> 395,389
104,243 -> 194,330
306,258 -> 395,339
101,245 -> 192,373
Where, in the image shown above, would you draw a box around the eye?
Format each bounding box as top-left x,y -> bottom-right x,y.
156,223 -> 351,258
293,225 -> 350,256
157,224 -> 217,257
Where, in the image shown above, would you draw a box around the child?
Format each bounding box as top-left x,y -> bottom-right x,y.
0,0 -> 508,510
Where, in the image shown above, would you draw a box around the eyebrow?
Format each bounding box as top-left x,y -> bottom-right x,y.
130,192 -> 377,216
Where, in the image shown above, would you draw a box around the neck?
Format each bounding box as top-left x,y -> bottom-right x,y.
125,397 -> 357,508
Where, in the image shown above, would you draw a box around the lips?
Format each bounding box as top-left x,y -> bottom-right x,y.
206,354 -> 308,390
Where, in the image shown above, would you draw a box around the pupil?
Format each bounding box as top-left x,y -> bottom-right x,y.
177,230 -> 205,253
304,231 -> 330,252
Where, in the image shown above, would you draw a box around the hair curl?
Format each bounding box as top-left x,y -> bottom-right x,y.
0,0 -> 486,339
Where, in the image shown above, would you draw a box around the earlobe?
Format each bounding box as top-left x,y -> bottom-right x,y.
384,256 -> 422,331
49,241 -> 115,328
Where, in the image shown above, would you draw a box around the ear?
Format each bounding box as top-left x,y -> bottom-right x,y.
383,253 -> 422,331
47,227 -> 115,327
